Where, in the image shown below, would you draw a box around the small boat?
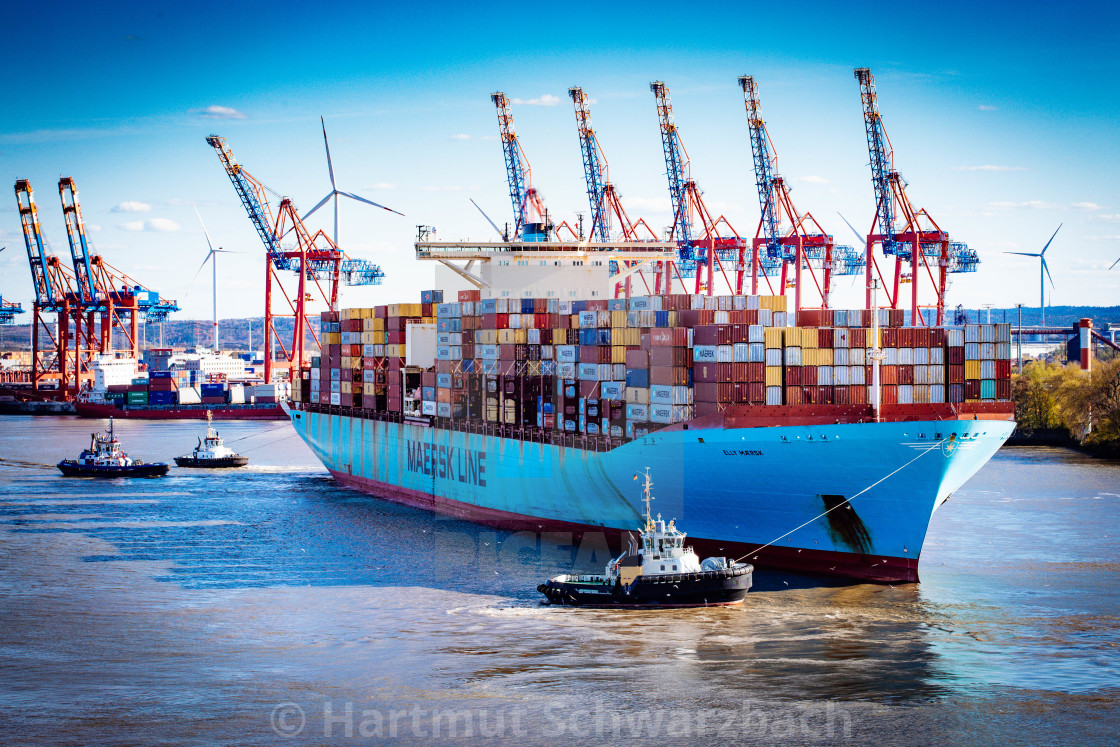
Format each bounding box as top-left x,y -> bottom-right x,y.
57,418 -> 169,478
538,469 -> 753,608
173,411 -> 249,468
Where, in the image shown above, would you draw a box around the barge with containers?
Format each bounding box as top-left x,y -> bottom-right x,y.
288,288 -> 1016,584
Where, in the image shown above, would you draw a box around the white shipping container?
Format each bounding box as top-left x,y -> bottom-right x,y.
650,385 -> 674,405
965,325 -> 981,343
834,366 -> 851,386
784,347 -> 802,365
981,324 -> 996,343
851,365 -> 867,385
914,365 -> 929,385
732,295 -> 748,310
765,386 -> 783,405
980,360 -> 996,379
834,348 -> 850,366
980,342 -> 996,360
556,345 -> 579,363
693,345 -> 718,363
717,345 -> 734,363
848,309 -> 862,327
746,295 -> 761,310
996,342 -> 1011,360
818,366 -> 834,386
883,347 -> 897,365
406,323 -> 438,368
557,362 -> 577,379
759,308 -> 773,326
437,402 -> 452,418
422,400 -> 437,416
330,392 -> 341,406
601,381 -> 625,400
748,324 -> 765,343
930,365 -> 945,384
914,347 -> 929,365
850,348 -> 866,366
898,385 -> 914,404
930,347 -> 944,365
748,343 -> 765,362
947,328 -> 964,347
765,348 -> 782,366
625,387 -> 650,405
774,311 -> 789,327
995,324 -> 1011,343
627,403 -> 649,420
834,328 -> 850,348
964,342 -> 981,360
899,347 -> 914,365
672,385 -> 693,405
930,384 -> 946,403
714,310 -> 729,324
717,295 -> 732,311
178,386 -> 201,404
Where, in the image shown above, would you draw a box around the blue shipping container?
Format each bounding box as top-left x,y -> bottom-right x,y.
625,368 -> 650,388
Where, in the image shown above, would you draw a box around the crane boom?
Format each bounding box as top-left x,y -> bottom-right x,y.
14,180 -> 56,305
650,81 -> 693,249
854,68 -> 899,256
206,135 -> 285,264
57,177 -> 97,304
569,86 -> 610,242
739,76 -> 782,260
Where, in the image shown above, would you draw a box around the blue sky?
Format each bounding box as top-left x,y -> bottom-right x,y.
2,1 -> 1117,319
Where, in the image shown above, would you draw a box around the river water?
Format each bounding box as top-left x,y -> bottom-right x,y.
0,415 -> 1117,745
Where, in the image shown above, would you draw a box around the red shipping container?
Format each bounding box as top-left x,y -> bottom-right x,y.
695,383 -> 720,402
881,385 -> 897,405
649,328 -> 674,346
585,300 -> 608,312
786,386 -> 803,405
817,328 -> 833,348
948,346 -> 964,365
996,379 -> 1011,399
965,380 -> 982,399
717,363 -> 733,383
626,349 -> 650,368
718,383 -> 734,403
834,385 -> 850,405
650,347 -> 689,367
535,313 -> 549,329
851,328 -> 867,348
898,365 -> 914,386
693,362 -> 719,383
787,366 -> 800,386
798,309 -> 823,327
747,361 -> 764,383
695,401 -> 720,418
693,325 -> 719,346
949,364 -> 965,384
802,366 -> 818,386
996,359 -> 1011,379
817,385 -> 833,404
732,382 -> 746,403
458,290 -> 481,303
881,365 -> 897,386
748,382 -> 765,404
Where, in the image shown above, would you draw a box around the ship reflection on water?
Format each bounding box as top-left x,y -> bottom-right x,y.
0,417 -> 1117,743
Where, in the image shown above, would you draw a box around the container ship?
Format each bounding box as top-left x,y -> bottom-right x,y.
74,351 -> 287,420
288,287 -> 1016,583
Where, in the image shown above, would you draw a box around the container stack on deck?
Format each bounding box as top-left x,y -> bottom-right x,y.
293,290 -> 1014,443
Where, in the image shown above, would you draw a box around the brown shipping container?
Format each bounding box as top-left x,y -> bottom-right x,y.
693,362 -> 718,383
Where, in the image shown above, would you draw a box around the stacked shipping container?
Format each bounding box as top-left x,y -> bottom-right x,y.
292,291 -> 1015,442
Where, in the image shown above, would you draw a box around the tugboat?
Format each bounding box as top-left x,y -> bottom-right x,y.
57,418 -> 169,478
538,469 -> 753,608
173,411 -> 249,468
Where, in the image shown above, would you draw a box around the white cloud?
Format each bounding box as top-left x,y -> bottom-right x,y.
449,133 -> 471,140
952,165 -> 1027,172
86,224 -> 102,232
112,200 -> 151,213
985,200 -> 1061,210
1072,202 -> 1103,210
419,186 -> 462,192
196,105 -> 246,119
795,175 -> 828,184
1085,235 -> 1120,241
510,94 -> 562,107
623,196 -> 672,213
120,218 -> 181,232
364,182 -> 396,190
1098,214 -> 1120,223
978,104 -> 998,111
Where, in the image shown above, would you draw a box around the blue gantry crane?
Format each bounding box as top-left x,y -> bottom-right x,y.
490,92 -> 567,242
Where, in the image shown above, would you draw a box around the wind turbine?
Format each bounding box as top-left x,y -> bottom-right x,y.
190,206 -> 240,351
1005,224 -> 1061,326
1110,256 -> 1119,270
302,117 -> 404,247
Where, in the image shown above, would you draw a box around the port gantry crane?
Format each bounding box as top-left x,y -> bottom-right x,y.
207,134 -> 389,384
854,68 -> 978,325
491,92 -> 577,242
15,179 -> 87,398
0,296 -> 24,325
737,75 -> 865,313
650,81 -> 761,296
58,177 -> 179,358
568,86 -> 660,297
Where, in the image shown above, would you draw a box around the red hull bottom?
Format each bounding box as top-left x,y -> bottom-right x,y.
327,468 -> 919,584
74,402 -> 287,421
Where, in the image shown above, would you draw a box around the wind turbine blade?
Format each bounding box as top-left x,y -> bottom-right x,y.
192,204 -> 217,254
1042,257 -> 1055,288
322,116 -> 337,190
1040,223 -> 1062,256
1110,257 -> 1120,271
184,252 -> 213,295
470,198 -> 503,238
837,212 -> 865,245
1004,251 -> 1041,257
339,190 -> 404,216
301,192 -> 334,222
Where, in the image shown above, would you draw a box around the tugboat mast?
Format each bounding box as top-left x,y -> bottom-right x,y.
640,466 -> 655,531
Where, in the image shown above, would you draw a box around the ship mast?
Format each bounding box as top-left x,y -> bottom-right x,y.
640,467 -> 655,531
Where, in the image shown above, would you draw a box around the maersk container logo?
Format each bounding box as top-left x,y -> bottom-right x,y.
406,441 -> 487,486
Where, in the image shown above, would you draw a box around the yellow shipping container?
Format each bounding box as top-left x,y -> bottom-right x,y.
371,317 -> 385,331
818,348 -> 833,366
514,328 -> 527,344
612,345 -> 626,364
765,328 -> 784,347
340,356 -> 351,369
387,304 -> 400,317
341,381 -> 352,394
965,360 -> 982,379
765,366 -> 783,387
341,308 -> 351,321
611,310 -> 627,328
363,383 -> 376,396
361,308 -> 372,319
497,329 -> 516,344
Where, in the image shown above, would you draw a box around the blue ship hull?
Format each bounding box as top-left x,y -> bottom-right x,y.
289,408 -> 1014,582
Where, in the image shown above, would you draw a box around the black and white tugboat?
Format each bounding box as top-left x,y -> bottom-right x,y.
57,418 -> 169,478
538,469 -> 753,608
174,411 -> 249,468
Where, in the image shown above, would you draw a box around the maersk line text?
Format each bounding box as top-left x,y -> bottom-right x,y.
406,441 -> 487,486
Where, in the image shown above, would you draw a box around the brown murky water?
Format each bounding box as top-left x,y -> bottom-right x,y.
1,415 -> 1117,744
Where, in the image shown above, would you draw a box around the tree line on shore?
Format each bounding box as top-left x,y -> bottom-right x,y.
1011,351 -> 1120,454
